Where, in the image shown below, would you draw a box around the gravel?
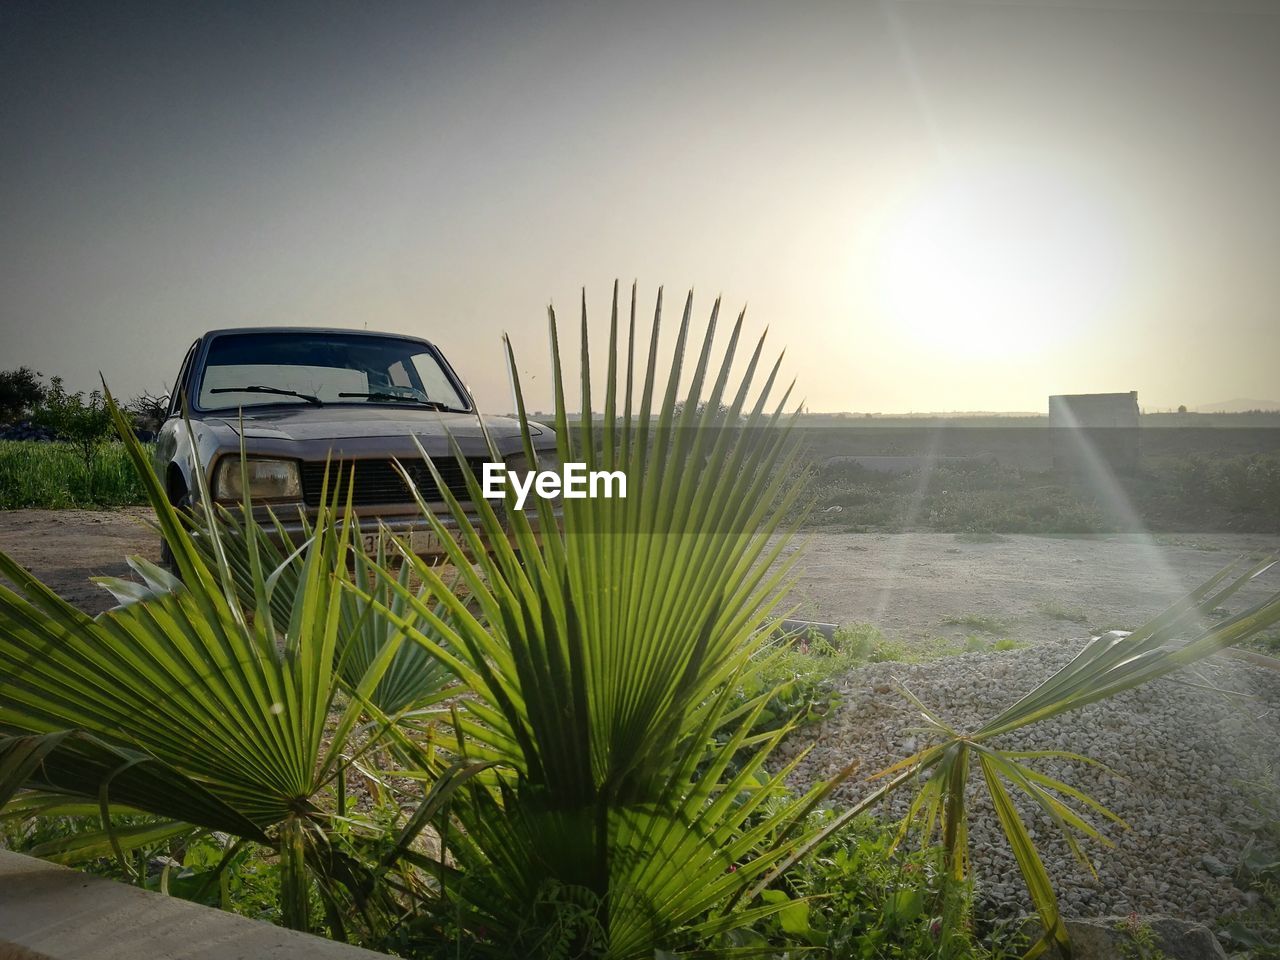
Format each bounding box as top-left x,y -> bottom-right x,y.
779,639 -> 1280,923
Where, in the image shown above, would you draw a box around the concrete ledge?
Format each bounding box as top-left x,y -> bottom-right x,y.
0,851 -> 387,960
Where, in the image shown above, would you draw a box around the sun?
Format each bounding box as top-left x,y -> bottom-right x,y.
875,159 -> 1127,358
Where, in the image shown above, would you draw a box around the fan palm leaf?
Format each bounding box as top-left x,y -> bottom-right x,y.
350,284 -> 857,957
184,498 -> 458,716
0,399 -> 418,930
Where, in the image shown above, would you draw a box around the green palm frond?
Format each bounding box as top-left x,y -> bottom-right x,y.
174,495 -> 459,717
0,399 -> 417,930
348,284 -> 852,957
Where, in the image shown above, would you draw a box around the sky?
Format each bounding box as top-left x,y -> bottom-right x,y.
2,0 -> 1278,414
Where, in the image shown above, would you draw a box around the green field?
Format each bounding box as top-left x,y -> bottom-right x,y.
806,452 -> 1280,534
0,440 -> 151,509
2,434 -> 1279,535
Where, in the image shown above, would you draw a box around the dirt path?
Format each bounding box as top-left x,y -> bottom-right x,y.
1,509 -> 1277,641
784,530 -> 1280,647
0,508 -> 160,615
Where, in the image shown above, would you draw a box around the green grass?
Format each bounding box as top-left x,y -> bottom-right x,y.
805,453 -> 1280,535
738,625 -> 1028,771
0,440 -> 149,509
989,636 -> 1026,652
917,633 -> 1027,657
1239,628 -> 1280,658
752,622 -> 1027,720
1036,599 -> 1091,623
941,612 -> 1009,635
754,624 -> 897,691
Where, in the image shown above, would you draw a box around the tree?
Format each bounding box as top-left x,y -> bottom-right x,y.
1178,404 -> 1188,414
0,367 -> 46,423
126,390 -> 170,433
30,377 -> 115,488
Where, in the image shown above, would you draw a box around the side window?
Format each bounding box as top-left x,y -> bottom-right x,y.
167,340 -> 200,417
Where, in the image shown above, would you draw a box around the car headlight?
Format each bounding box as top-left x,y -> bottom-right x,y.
214,457 -> 302,501
503,448 -> 562,477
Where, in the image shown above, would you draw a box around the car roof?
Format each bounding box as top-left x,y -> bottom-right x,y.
200,326 -> 437,349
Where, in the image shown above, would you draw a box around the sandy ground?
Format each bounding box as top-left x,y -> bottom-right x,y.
1,508 -> 1277,640
0,508 -> 161,614
783,529 -> 1280,646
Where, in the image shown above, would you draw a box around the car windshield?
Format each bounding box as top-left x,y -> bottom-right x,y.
197,331 -> 469,411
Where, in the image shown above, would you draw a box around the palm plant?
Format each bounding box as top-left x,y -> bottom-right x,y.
0,402 -> 432,935
748,556 -> 1280,957
192,500 -> 458,716
352,284 -> 858,957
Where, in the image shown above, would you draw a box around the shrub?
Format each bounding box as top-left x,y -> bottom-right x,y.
0,401 -> 452,937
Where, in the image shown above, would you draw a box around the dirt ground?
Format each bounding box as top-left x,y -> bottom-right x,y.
782,529 -> 1280,645
0,508 -> 161,615
1,508 -> 1278,643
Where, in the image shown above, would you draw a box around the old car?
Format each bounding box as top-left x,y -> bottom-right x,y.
154,326 -> 556,558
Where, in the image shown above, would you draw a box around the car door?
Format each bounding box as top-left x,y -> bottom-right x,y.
153,338 -> 201,483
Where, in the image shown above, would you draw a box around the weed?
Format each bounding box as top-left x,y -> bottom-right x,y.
1036,599 -> 1091,623
1241,629 -> 1280,657
941,613 -> 1009,635
742,810 -> 1027,958
1114,916 -> 1170,960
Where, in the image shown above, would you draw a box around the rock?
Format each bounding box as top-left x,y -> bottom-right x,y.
1020,916 -> 1227,960
1200,855 -> 1231,877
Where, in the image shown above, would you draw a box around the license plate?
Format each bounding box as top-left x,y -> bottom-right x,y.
361,528 -> 444,556
410,528 -> 443,554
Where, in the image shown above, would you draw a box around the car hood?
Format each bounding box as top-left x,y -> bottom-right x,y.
210,406 -> 541,443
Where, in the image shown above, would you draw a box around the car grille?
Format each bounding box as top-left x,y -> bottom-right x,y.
299,457 -> 487,508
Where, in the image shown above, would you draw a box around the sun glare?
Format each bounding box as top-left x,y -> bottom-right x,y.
875,161 -> 1127,358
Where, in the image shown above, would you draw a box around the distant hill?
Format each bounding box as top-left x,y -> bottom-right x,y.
1195,398 -> 1280,413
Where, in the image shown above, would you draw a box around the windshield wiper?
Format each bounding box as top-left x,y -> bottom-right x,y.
337,391 -> 461,411
210,385 -> 323,405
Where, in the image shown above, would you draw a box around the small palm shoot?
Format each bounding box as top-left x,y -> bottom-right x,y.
749,556 -> 1280,957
